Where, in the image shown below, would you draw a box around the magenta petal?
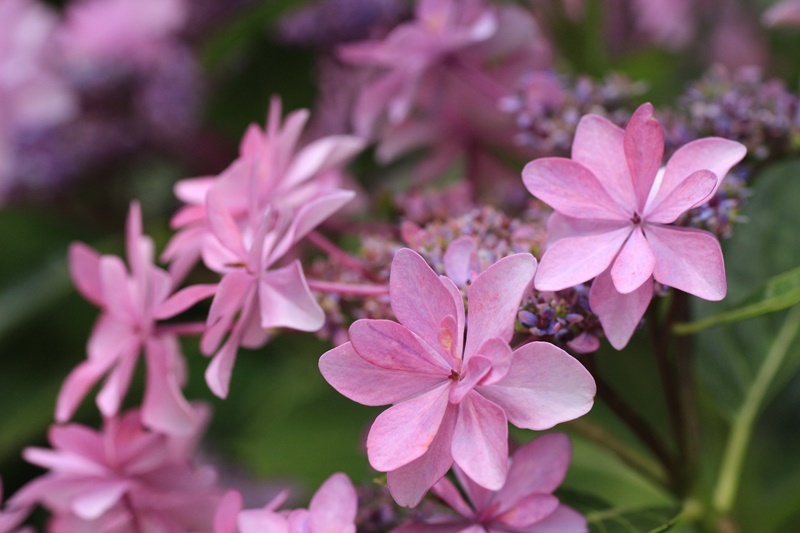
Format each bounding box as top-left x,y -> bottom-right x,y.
430,477 -> 475,519
205,335 -> 240,399
610,227 -> 655,294
522,158 -> 628,220
452,393 -> 508,491
659,137 -> 747,200
350,319 -> 451,375
624,103 -> 664,211
56,358 -> 115,422
525,505 -> 588,533
386,405 -> 458,507
589,269 -> 653,350
367,383 -> 450,472
95,338 -> 140,417
141,339 -> 197,435
572,114 -> 636,209
275,190 -> 356,257
464,254 -> 535,361
646,225 -> 727,300
283,136 -> 365,189
68,242 -> 103,306
214,490 -> 243,533
308,473 -> 357,533
389,248 -> 460,361
535,226 -> 631,291
258,260 -> 324,332
496,493 -> 559,527
319,342 -> 442,406
48,425 -> 103,459
479,342 -> 596,430
154,284 -> 217,320
71,480 -> 131,520
645,169 -> 717,224
497,433 -> 572,505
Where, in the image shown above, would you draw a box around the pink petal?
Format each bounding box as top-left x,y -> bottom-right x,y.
389,248 -> 461,362
386,405 -> 458,507
497,433 -> 572,505
644,169 -> 717,224
319,342 -> 444,406
443,236 -> 478,287
645,225 -> 727,300
589,269 -> 653,350
308,473 -> 357,533
205,335 -> 240,399
763,0 -> 800,26
566,333 -> 600,354
213,490 -> 243,533
534,226 -> 631,291
71,480 -> 130,520
238,509 -> 289,533
469,338 -> 514,386
522,158 -> 628,221
496,493 -> 559,527
453,464 -> 493,515
367,383 -> 451,472
525,505 -> 587,533
610,227 -> 655,294
68,242 -> 103,306
449,356 -> 493,405
141,338 -> 197,435
205,191 -> 246,260
201,271 -> 253,355
87,314 -> 133,361
464,254 -> 536,361
349,319 -> 451,375
259,260 -> 324,332
238,123 -> 263,157
623,103 -> 664,211
273,190 -> 355,259
275,108 -> 310,168
431,477 -> 475,519
571,114 -> 636,209
22,448 -> 107,477
452,393 -> 508,491
95,338 -> 140,417
546,212 -> 631,243
55,357 -> 115,422
478,342 -> 596,430
48,425 -> 103,459
125,201 -> 148,282
154,283 -> 217,320
99,256 -> 137,323
658,137 -> 746,203
283,136 -> 365,190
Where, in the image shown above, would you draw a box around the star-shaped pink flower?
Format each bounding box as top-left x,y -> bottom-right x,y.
320,249 -> 595,506
522,103 -> 746,348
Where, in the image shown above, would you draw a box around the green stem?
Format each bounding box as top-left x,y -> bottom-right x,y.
712,305 -> 800,515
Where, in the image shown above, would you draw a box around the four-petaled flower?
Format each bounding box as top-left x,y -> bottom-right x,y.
522,102 -> 746,348
320,248 -> 595,506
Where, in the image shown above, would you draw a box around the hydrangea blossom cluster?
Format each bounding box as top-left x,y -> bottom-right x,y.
2,0 -> 770,530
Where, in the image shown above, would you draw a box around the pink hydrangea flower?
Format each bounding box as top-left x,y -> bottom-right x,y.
164,97 -> 364,280
11,407 -> 220,532
214,473 -> 357,533
57,201 -> 208,434
392,433 -> 587,533
522,103 -> 746,348
320,249 -> 595,506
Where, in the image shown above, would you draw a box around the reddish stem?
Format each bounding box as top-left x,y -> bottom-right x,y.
307,279 -> 389,297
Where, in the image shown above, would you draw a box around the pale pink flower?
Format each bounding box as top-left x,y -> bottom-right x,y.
320,249 -> 595,506
393,433 -> 587,533
522,103 -> 746,348
163,97 -> 364,280
214,473 -> 357,533
57,201 -> 209,434
12,407 -> 220,533
58,0 -> 187,69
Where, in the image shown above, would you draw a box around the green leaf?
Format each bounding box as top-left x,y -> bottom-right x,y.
673,265 -> 800,335
587,506 -> 682,533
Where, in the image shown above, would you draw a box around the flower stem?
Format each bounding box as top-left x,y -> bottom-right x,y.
306,231 -> 382,282
712,304 -> 800,515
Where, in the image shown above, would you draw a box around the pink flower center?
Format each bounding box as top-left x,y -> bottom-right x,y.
630,212 -> 642,224
448,369 -> 461,381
